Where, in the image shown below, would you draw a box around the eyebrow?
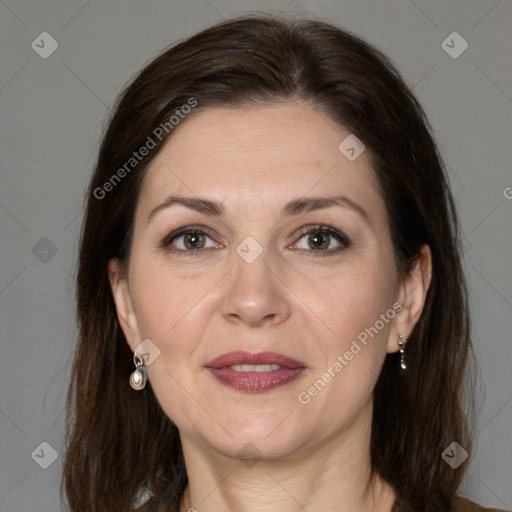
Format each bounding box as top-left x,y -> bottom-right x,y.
147,194 -> 371,226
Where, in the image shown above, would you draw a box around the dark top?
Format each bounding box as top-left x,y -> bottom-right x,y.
135,494 -> 508,512
391,495 -> 508,512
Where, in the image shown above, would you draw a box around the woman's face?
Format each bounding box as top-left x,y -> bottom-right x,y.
109,102 -> 426,462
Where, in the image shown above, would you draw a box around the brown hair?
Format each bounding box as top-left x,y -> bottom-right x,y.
62,13 -> 476,512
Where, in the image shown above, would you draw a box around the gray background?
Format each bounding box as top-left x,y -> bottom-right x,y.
0,0 -> 511,510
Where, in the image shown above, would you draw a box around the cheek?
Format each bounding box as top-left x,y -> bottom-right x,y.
128,264 -> 212,424
292,256 -> 395,339
294,267 -> 394,416
130,257 -> 206,336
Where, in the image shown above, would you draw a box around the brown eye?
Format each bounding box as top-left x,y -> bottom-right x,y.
307,231 -> 330,250
162,227 -> 219,254
183,232 -> 206,249
293,225 -> 351,255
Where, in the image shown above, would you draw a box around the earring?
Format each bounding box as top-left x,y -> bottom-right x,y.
129,352 -> 147,390
398,335 -> 407,371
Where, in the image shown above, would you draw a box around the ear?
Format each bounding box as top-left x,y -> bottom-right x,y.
387,244 -> 432,353
107,258 -> 142,353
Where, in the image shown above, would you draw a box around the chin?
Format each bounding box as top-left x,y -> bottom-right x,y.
197,422 -> 311,462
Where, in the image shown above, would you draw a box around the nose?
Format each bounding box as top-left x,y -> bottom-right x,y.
221,249 -> 291,328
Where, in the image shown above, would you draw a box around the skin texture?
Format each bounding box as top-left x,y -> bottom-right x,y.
108,102 -> 432,512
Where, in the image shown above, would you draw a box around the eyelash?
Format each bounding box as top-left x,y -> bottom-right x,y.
160,224 -> 351,258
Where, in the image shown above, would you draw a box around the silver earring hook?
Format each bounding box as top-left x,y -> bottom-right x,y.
398,335 -> 407,371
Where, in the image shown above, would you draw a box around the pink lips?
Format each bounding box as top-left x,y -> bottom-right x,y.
205,351 -> 306,393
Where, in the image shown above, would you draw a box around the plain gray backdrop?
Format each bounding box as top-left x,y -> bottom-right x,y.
0,1 -> 511,511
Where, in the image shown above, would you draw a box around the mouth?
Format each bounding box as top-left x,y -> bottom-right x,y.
205,351 -> 307,393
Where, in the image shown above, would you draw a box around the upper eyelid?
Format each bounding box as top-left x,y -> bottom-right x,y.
295,224 -> 349,239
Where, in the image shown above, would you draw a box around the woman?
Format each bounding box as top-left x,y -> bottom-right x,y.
61,14 -> 507,512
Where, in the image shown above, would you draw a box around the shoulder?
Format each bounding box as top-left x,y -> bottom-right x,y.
452,495 -> 508,512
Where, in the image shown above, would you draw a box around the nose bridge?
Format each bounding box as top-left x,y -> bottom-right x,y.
221,238 -> 290,326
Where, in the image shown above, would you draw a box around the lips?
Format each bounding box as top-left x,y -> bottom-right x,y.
205,351 -> 306,393
205,351 -> 305,369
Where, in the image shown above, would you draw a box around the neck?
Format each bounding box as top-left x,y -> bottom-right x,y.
177,398 -> 396,512
179,470 -> 395,512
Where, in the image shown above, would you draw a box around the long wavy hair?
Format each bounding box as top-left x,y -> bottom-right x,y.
62,14 -> 476,512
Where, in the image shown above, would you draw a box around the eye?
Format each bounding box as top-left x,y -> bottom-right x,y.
161,224 -> 350,257
161,226 -> 221,254
292,225 -> 351,255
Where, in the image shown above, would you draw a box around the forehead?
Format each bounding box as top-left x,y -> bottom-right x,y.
137,102 -> 384,220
